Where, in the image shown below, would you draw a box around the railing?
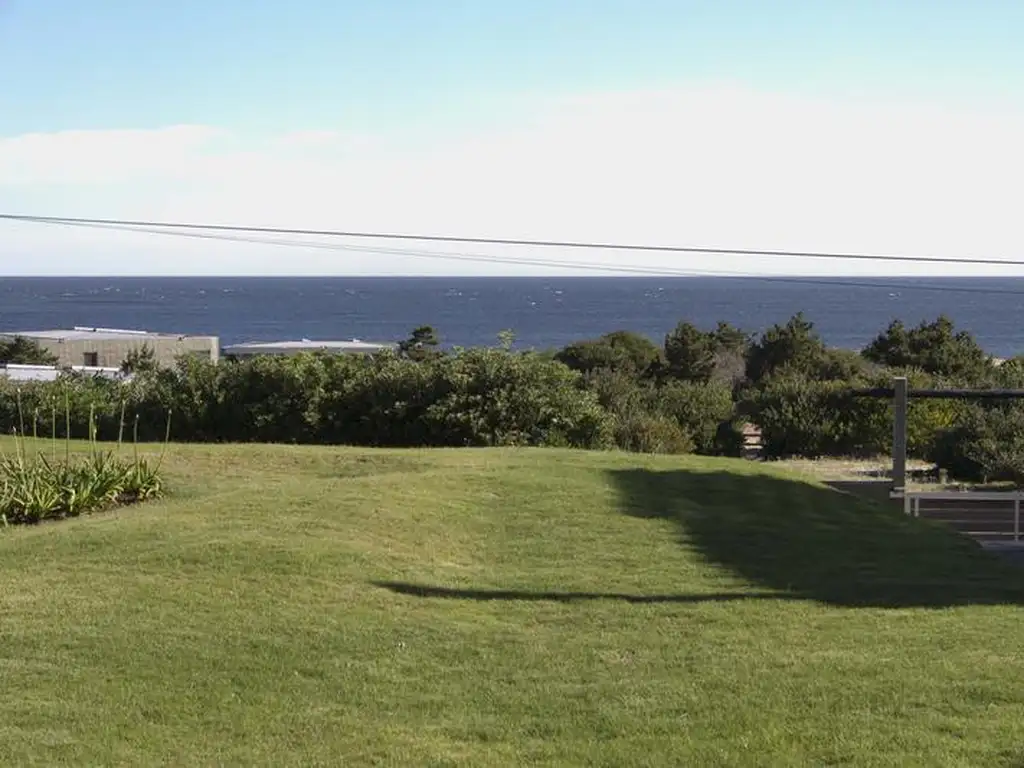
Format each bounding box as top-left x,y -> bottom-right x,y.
903,491 -> 1024,542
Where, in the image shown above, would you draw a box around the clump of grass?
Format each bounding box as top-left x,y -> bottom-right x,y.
0,390 -> 169,526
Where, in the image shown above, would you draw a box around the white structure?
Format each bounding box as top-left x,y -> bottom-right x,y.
0,363 -> 128,382
222,339 -> 397,358
1,326 -> 219,367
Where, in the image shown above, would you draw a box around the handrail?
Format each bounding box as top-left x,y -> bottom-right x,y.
903,490 -> 1024,542
903,491 -> 1024,501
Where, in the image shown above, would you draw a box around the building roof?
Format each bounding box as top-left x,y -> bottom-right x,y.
223,339 -> 397,354
1,327 -> 213,342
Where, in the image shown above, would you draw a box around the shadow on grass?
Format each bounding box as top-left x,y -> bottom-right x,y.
609,469 -> 1024,608
373,581 -> 791,604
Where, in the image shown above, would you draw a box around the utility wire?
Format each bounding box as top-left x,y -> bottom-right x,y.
4,212 -> 1024,267
43,218 -> 1024,298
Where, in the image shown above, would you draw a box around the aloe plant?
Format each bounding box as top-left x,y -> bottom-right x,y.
0,397 -> 168,526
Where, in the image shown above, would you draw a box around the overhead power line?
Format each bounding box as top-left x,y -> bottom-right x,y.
33,217 -> 1024,298
4,212 -> 1024,267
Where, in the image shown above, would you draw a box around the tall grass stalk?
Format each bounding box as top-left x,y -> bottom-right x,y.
14,388 -> 25,465
51,402 -> 57,465
155,409 -> 173,472
133,414 -> 140,465
64,388 -> 71,465
88,402 -> 101,460
117,401 -> 126,451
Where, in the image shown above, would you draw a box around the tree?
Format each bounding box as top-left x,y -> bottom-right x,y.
121,344 -> 157,374
663,323 -> 715,382
663,321 -> 749,384
862,316 -> 992,383
745,313 -> 833,383
0,336 -> 57,365
398,325 -> 442,361
555,331 -> 662,376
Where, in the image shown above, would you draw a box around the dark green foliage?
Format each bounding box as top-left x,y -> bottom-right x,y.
581,368 -> 737,455
862,316 -> 993,383
556,331 -> 662,376
993,357 -> 1024,388
315,352 -> 452,446
745,313 -> 838,383
819,347 -> 876,381
0,313 -> 1013,469
215,353 -> 331,443
398,325 -> 442,361
121,344 -> 157,374
0,349 -> 612,451
927,403 -> 1024,484
416,348 -> 613,448
743,367 -> 969,461
0,336 -> 57,366
741,375 -> 890,459
612,412 -> 694,454
656,380 -> 737,454
662,321 -> 749,384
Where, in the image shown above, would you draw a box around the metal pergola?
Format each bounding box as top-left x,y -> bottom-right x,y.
852,378 -> 1024,496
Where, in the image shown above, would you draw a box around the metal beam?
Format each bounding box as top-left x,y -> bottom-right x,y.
891,377 -> 908,496
852,388 -> 1024,400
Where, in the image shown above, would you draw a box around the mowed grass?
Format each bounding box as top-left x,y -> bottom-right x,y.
3,441 -> 1024,765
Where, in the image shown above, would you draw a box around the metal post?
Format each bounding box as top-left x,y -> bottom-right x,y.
892,376 -> 908,497
1015,498 -> 1020,542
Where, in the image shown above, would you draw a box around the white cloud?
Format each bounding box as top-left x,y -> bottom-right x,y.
0,125 -> 225,185
2,85 -> 1023,275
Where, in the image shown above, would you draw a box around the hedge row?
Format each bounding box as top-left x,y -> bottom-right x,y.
0,349 -> 967,463
0,313 -> 1019,482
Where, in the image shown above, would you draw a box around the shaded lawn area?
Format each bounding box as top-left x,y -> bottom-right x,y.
2,440 -> 1024,765
609,467 -> 1024,608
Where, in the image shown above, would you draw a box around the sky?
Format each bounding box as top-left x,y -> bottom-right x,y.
1,0 -> 1024,276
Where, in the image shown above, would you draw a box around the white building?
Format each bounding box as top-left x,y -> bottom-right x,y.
0,363 -> 128,382
222,339 -> 397,358
1,326 -> 219,367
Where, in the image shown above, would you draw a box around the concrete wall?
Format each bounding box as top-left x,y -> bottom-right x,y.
29,336 -> 219,368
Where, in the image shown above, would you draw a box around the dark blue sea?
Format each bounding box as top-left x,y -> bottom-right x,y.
2,276 -> 1024,357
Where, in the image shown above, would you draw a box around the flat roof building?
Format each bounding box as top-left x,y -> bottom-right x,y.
222,339 -> 397,358
0,327 -> 220,368
0,363 -> 127,382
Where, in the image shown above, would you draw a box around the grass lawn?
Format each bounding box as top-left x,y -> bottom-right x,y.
3,440 -> 1024,765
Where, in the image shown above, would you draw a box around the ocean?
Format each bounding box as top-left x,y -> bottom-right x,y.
2,276 -> 1024,357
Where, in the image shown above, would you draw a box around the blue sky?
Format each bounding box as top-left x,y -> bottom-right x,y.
2,1 -> 1023,275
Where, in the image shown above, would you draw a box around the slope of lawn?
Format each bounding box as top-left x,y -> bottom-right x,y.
3,440 -> 1024,765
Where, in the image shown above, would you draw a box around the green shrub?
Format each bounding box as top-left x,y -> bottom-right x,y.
656,380 -> 737,454
742,376 -> 889,459
862,316 -> 994,384
556,331 -> 663,377
580,370 -> 735,455
315,349 -> 612,449
215,353 -> 331,443
423,348 -> 613,448
612,412 -> 694,455
0,314 -> 1010,464
927,403 -> 1024,484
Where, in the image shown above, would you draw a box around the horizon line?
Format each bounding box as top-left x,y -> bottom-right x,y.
3,273 -> 1024,280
